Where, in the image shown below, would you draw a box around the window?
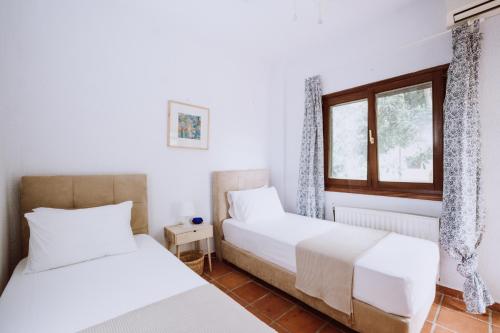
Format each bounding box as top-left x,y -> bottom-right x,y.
323,65 -> 447,200
330,99 -> 368,180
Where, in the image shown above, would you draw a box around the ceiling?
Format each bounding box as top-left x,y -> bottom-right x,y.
140,0 -> 426,63
10,0 -> 436,65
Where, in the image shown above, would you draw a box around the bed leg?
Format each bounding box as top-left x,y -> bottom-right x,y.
206,238 -> 212,272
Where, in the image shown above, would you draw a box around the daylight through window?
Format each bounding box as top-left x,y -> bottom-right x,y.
322,65 -> 447,200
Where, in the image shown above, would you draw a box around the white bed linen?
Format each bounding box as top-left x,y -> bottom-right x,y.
222,213 -> 439,317
353,232 -> 439,317
0,234 -> 207,333
223,213 -> 335,272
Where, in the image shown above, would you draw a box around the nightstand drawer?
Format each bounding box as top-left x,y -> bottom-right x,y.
175,226 -> 213,245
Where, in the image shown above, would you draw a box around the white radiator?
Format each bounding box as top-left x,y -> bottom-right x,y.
333,206 -> 440,243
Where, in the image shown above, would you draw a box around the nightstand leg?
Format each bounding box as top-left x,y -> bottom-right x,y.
206,238 -> 212,272
176,245 -> 180,258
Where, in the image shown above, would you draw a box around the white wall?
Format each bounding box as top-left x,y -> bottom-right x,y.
269,1 -> 500,300
0,0 -> 271,266
478,15 -> 500,304
0,122 -> 9,293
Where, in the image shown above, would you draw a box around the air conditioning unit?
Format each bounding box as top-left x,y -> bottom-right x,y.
447,0 -> 500,27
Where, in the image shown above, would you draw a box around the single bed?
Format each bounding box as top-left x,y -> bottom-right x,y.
212,169 -> 439,333
0,174 -> 273,333
223,214 -> 439,318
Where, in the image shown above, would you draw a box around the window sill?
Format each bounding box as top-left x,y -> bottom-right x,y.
325,186 -> 442,201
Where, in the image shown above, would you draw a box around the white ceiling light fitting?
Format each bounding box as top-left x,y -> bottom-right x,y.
317,0 -> 323,24
293,0 -> 298,21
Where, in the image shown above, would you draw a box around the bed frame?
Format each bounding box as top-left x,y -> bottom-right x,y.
212,169 -> 432,333
20,174 -> 148,258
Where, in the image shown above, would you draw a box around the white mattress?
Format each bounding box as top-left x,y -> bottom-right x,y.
0,234 -> 207,333
223,213 -> 439,317
223,213 -> 335,272
353,232 -> 439,317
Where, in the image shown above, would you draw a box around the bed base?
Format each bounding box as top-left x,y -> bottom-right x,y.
221,240 -> 431,333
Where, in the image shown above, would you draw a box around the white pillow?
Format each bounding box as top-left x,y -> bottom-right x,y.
227,186 -> 285,223
227,186 -> 266,218
25,201 -> 137,273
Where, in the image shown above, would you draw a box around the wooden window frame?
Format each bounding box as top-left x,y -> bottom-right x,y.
322,64 -> 448,201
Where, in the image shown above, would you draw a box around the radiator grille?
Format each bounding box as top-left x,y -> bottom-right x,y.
334,206 -> 439,243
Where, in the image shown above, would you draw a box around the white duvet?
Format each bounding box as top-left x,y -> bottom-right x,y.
0,234 -> 207,333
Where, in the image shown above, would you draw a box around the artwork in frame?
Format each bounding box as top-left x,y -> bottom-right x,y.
168,100 -> 209,149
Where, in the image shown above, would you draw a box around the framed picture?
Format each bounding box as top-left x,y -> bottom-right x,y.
167,100 -> 209,150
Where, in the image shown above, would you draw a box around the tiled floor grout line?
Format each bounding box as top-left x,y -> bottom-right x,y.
243,288 -> 294,332
207,270 -> 256,294
315,321 -> 329,333
268,305 -> 298,332
246,289 -> 272,307
208,270 -> 236,282
430,293 -> 496,333
489,310 -> 493,333
439,294 -> 494,332
228,280 -> 252,293
266,296 -> 344,333
430,293 -> 444,333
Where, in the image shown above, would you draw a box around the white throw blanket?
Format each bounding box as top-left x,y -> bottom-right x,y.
295,223 -> 389,314
80,284 -> 274,333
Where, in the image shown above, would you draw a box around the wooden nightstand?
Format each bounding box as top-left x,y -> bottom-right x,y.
164,224 -> 213,272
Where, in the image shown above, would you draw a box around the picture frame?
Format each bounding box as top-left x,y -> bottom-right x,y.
167,100 -> 209,150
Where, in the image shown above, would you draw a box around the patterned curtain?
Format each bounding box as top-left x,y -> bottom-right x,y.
297,75 -> 325,219
441,20 -> 493,314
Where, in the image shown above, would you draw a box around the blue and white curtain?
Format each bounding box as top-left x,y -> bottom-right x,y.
297,75 -> 325,219
441,20 -> 493,314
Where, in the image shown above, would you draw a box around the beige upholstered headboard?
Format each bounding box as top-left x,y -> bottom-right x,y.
20,174 -> 148,258
212,169 -> 269,260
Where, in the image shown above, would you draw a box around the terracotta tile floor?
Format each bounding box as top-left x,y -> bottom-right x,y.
203,257 -> 499,333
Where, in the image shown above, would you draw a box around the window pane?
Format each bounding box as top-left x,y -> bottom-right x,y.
376,82 -> 433,183
330,99 -> 368,180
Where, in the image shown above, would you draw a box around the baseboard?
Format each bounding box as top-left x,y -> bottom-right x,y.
490,303 -> 500,312
436,284 -> 463,299
437,284 -> 500,312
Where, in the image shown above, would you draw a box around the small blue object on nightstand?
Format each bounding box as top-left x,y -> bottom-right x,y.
191,217 -> 203,224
